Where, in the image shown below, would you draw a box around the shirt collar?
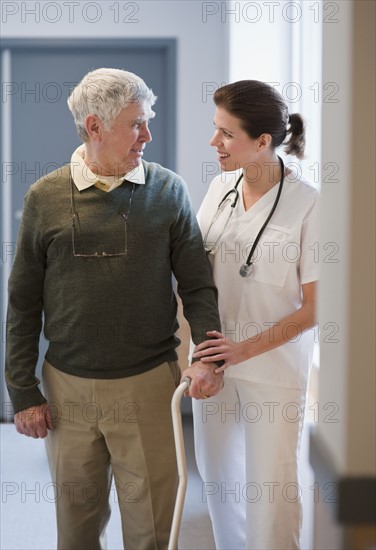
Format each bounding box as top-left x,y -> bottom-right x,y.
70,144 -> 145,191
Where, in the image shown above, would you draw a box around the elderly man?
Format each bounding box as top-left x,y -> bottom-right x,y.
5,68 -> 223,550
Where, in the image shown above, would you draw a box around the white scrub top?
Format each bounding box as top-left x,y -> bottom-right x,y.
197,169 -> 319,390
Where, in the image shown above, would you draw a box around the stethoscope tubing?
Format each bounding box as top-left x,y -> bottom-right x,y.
242,155 -> 285,272
204,156 -> 285,277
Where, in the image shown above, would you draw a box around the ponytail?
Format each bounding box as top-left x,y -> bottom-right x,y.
284,113 -> 306,159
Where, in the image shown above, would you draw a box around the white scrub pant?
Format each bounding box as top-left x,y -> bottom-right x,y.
192,377 -> 307,550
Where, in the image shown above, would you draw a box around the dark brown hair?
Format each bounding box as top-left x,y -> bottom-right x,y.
213,80 -> 305,159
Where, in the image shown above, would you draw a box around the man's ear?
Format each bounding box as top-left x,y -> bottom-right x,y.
85,114 -> 103,141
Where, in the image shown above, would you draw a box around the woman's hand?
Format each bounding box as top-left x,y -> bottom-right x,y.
193,331 -> 250,373
193,282 -> 318,374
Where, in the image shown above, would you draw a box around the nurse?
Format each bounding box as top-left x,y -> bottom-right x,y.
191,80 -> 319,549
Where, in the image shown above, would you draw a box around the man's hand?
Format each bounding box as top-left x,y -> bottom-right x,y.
182,361 -> 224,400
14,403 -> 54,439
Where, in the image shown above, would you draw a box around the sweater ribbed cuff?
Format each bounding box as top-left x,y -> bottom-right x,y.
191,356 -> 224,369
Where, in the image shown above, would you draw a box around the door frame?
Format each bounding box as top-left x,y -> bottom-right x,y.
1,37 -> 177,169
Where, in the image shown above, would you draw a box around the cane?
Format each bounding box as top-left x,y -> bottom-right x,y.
168,377 -> 191,550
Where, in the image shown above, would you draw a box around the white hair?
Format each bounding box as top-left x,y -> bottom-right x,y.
67,68 -> 157,141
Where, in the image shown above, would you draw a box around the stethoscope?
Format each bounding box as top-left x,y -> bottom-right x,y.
203,155 -> 285,278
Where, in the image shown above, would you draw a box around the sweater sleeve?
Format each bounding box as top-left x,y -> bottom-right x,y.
5,188 -> 48,413
169,178 -> 222,345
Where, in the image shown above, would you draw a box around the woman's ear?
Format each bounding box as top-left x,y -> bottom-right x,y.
85,114 -> 102,141
257,133 -> 273,151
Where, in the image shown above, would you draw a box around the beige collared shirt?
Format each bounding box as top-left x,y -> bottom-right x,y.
71,144 -> 145,192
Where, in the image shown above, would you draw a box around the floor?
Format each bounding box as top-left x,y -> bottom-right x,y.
1,413 -> 314,550
0,415 -> 214,550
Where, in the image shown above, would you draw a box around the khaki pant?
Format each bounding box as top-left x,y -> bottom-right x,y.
43,359 -> 180,550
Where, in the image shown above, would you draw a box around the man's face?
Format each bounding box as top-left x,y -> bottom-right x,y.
93,101 -> 154,175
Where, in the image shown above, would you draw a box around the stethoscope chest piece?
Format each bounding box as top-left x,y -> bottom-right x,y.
239,262 -> 253,278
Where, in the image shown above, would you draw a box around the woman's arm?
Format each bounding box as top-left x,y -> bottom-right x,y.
193,281 -> 317,372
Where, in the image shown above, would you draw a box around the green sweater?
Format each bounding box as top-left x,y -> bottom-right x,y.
6,161 -> 221,413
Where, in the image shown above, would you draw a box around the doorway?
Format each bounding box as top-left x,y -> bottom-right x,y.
1,38 -> 177,415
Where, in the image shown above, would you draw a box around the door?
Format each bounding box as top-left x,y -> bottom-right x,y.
1,39 -> 176,416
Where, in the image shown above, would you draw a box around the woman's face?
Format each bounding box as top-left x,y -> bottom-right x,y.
210,106 -> 260,172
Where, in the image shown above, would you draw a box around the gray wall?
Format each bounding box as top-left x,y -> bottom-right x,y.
1,0 -> 230,411
2,0 -> 229,209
